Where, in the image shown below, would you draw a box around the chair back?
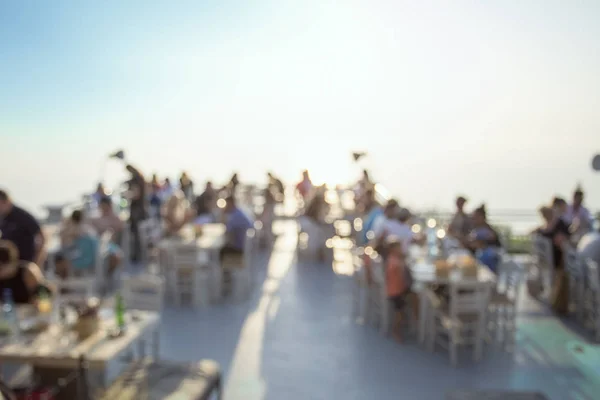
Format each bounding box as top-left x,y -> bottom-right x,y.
584,258 -> 600,292
171,244 -> 199,269
122,274 -> 165,312
369,256 -> 385,286
532,235 -> 554,270
55,277 -> 95,303
94,232 -> 112,288
563,244 -> 582,279
496,260 -> 526,302
448,280 -> 492,317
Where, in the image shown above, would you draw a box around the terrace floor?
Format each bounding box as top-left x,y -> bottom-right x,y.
140,221 -> 599,399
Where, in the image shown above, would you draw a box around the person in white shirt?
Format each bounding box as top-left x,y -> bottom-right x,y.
566,188 -> 594,243
373,201 -> 415,252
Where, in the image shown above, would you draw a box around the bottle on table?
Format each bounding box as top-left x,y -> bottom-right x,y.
115,292 -> 126,331
2,289 -> 19,337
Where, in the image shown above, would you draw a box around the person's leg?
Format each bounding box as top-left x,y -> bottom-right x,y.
389,296 -> 404,342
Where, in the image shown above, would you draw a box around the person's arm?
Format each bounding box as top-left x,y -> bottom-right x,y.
25,213 -> 46,266
22,262 -> 45,299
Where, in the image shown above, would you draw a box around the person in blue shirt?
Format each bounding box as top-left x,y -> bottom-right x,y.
55,210 -> 99,278
220,196 -> 253,260
359,189 -> 383,246
464,205 -> 502,273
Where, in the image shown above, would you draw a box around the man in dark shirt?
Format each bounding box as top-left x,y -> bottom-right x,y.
0,190 -> 47,265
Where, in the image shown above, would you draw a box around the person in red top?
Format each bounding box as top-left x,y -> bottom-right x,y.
385,239 -> 411,342
295,170 -> 313,201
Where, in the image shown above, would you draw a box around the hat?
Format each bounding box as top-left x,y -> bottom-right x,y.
456,196 -> 467,203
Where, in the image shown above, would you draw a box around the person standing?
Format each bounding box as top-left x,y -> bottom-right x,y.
125,165 -> 147,263
0,190 -> 47,267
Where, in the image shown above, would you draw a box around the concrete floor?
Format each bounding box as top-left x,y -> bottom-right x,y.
154,221 -> 600,400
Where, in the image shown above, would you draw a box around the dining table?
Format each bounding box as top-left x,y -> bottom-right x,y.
407,244 -> 497,343
0,306 -> 160,399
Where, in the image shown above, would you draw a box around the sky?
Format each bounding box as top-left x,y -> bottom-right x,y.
1,0 -> 599,215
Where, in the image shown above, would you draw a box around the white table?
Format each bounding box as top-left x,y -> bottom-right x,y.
0,309 -> 159,386
158,223 -> 225,252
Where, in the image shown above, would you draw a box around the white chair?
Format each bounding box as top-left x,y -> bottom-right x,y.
531,235 -> 554,298
168,244 -> 211,307
120,222 -> 131,266
351,249 -> 369,324
138,219 -> 162,265
122,274 -> 165,358
53,277 -> 96,304
365,256 -> 390,335
488,260 -> 526,348
563,245 -> 585,321
427,281 -> 492,366
583,258 -> 600,341
94,233 -> 112,295
222,229 -> 256,302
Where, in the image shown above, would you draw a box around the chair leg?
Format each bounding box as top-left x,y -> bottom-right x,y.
449,327 -> 458,367
418,292 -> 429,344
138,339 -> 146,359
427,315 -> 436,353
474,317 -> 485,361
152,330 -> 160,360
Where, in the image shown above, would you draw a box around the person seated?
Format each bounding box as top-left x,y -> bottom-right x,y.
566,187 -> 594,244
220,196 -> 253,261
304,190 -> 328,224
385,238 -> 413,343
91,182 -> 107,205
219,173 -> 240,198
0,241 -> 51,304
193,185 -> 216,226
295,170 -> 313,205
447,196 -> 472,240
55,210 -> 99,279
88,196 -> 124,277
373,204 -> 418,255
531,206 -> 554,235
358,189 -> 383,246
162,191 -> 194,237
541,197 -> 571,314
268,172 -> 285,202
463,205 -> 502,273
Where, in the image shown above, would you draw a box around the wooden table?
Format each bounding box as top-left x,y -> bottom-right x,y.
0,309 -> 159,397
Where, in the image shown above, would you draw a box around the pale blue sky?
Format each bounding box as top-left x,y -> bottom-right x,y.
1,0 -> 599,214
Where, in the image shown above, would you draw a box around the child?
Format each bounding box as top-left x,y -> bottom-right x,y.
385,239 -> 412,342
